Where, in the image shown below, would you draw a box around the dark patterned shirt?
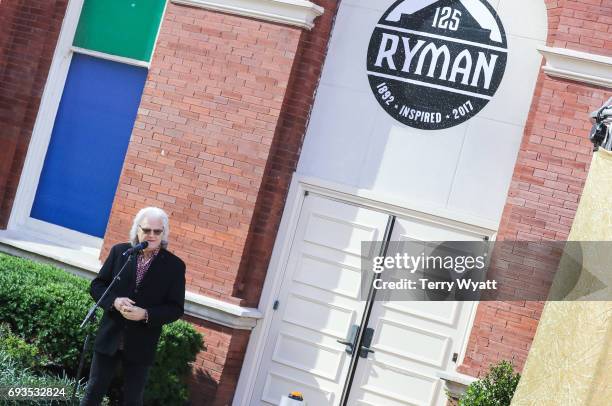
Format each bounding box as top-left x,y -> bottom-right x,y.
136,248 -> 160,286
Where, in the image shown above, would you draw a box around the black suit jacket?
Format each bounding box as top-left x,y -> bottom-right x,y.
90,242 -> 186,365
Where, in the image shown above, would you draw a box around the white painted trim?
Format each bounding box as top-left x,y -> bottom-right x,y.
297,175 -> 499,233
233,175 -> 497,405
437,370 -> 477,386
457,301 -> 479,368
170,0 -> 324,30
184,291 -> 262,330
23,217 -> 103,250
0,229 -> 102,273
71,47 -> 151,68
538,46 -> 612,88
149,0 -> 170,65
232,177 -> 306,406
8,0 -> 84,233
437,370 -> 476,398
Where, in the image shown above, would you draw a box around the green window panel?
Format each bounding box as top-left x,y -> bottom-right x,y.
73,0 -> 166,62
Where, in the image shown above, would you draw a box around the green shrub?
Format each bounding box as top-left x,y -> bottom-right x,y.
145,321 -> 205,405
0,254 -> 99,371
0,252 -> 204,405
458,360 -> 521,406
0,323 -> 46,370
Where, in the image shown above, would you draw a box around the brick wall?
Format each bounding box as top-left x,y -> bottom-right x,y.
0,0 -> 68,228
101,4 -> 303,303
184,316 -> 250,406
233,0 -> 340,307
459,0 -> 612,378
550,0 -> 612,55
101,2 -> 338,404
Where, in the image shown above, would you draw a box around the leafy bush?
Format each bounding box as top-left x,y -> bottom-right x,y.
0,323 -> 46,370
145,321 -> 205,405
458,361 -> 521,406
0,252 -> 204,405
0,254 -> 99,371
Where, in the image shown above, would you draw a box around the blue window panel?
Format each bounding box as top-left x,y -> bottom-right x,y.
31,53 -> 147,237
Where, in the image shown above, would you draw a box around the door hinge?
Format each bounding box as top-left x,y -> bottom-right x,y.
273,300 -> 280,310
452,352 -> 458,362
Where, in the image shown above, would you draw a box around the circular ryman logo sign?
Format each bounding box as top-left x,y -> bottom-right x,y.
367,0 -> 508,130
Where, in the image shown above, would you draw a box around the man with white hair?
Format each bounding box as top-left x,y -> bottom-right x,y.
81,207 -> 186,406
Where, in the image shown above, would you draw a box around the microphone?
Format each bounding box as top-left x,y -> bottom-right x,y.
122,241 -> 149,256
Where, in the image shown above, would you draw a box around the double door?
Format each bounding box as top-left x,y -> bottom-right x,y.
251,194 -> 485,405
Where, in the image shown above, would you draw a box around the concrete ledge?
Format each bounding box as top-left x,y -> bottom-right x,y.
171,0 -> 324,30
538,46 -> 612,88
437,370 -> 477,399
185,291 -> 262,330
0,230 -> 262,331
0,232 -> 99,281
0,229 -> 101,275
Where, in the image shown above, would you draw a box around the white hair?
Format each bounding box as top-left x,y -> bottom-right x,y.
129,207 -> 170,249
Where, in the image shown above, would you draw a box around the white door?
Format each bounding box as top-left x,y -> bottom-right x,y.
345,217 -> 483,406
250,194 -> 391,405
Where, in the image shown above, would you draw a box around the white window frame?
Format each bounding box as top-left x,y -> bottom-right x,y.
7,0 -> 166,256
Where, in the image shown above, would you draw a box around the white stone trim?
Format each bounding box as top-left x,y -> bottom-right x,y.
436,370 -> 477,399
185,292 -> 262,329
71,47 -> 151,68
0,231 -> 262,330
170,0 -> 324,30
538,46 -> 612,88
0,229 -> 102,275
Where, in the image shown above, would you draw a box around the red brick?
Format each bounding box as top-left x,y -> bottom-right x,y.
0,0 -> 69,226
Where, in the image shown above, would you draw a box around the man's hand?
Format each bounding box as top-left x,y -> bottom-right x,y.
119,305 -> 147,321
113,297 -> 135,311
113,297 -> 147,321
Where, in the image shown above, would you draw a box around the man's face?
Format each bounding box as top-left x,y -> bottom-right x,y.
137,216 -> 164,252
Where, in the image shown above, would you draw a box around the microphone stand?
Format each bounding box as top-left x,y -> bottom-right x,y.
70,250 -> 138,404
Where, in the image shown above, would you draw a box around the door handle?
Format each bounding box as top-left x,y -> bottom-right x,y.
337,324 -> 359,354
359,327 -> 375,358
